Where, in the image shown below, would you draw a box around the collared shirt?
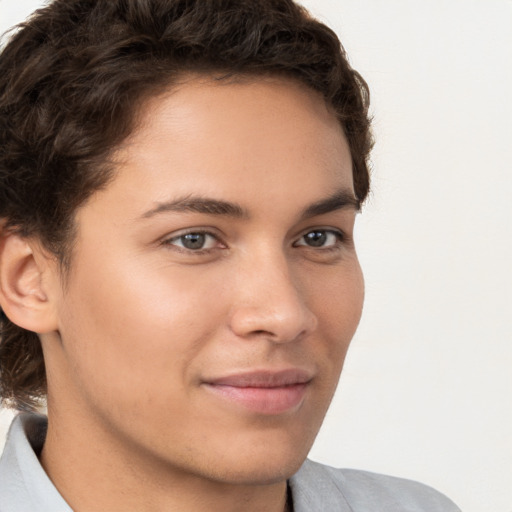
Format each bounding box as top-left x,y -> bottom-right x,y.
0,413 -> 461,512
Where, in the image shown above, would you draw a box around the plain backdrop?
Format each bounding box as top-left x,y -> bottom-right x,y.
1,1 -> 511,511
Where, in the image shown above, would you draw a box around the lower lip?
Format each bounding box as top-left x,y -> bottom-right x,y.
204,383 -> 308,415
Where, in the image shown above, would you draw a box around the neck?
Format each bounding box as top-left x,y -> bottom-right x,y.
40,406 -> 290,512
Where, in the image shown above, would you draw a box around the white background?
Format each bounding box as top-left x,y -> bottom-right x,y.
1,1 -> 511,511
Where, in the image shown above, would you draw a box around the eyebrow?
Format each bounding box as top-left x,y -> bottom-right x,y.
300,189 -> 361,219
140,188 -> 359,221
141,195 -> 248,219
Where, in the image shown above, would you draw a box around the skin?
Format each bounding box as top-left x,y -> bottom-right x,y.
24,77 -> 364,511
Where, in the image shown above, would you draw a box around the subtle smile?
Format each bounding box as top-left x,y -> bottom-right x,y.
202,369 -> 313,415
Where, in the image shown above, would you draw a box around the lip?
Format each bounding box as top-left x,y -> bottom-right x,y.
202,369 -> 313,415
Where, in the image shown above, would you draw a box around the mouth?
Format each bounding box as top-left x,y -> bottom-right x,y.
202,368 -> 313,415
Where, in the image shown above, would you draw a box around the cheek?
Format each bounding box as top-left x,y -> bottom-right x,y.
309,259 -> 364,337
58,252 -> 228,402
308,261 -> 364,379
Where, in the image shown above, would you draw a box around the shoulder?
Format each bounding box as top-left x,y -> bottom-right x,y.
289,459 -> 461,512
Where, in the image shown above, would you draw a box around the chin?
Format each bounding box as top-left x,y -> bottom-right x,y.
206,453 -> 307,486
193,431 -> 313,486
192,409 -> 326,486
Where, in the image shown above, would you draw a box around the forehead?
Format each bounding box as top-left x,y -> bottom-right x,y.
128,77 -> 349,175
83,76 -> 354,224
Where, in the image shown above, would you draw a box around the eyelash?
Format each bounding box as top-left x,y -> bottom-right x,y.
162,228 -> 346,254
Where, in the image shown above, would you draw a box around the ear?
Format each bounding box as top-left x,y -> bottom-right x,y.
0,229 -> 59,334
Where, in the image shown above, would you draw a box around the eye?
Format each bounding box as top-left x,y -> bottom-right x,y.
294,229 -> 342,248
165,231 -> 219,251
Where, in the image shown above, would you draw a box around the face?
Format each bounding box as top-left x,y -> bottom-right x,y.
44,77 -> 364,485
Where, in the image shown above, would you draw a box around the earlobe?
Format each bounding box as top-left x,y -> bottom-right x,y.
0,230 -> 58,334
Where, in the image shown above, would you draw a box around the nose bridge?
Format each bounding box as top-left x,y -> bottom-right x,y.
229,244 -> 317,342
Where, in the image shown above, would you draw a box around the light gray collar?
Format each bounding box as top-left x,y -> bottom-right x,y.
0,413 -> 72,511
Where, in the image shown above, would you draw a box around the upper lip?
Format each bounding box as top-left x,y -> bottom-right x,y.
204,368 -> 314,388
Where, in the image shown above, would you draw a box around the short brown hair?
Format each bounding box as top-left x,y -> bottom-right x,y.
0,0 -> 372,409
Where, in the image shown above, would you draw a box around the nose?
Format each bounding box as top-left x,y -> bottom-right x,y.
228,252 -> 318,343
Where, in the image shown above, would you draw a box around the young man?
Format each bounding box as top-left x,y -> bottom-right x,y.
0,1 -> 460,510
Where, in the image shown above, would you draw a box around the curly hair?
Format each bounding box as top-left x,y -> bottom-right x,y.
0,0 -> 373,409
